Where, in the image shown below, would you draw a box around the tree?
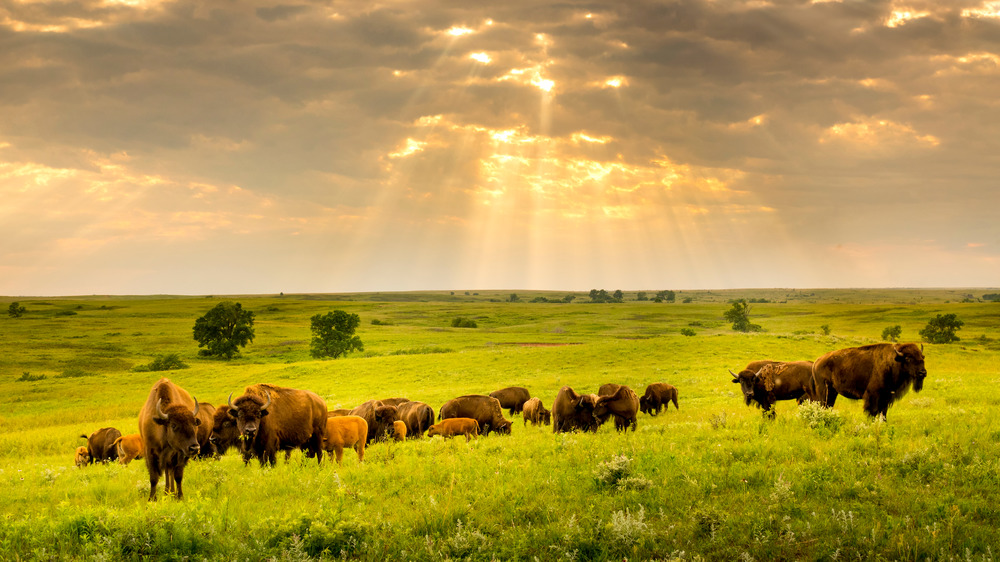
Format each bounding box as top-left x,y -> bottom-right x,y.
882,325 -> 902,342
310,310 -> 364,358
7,302 -> 26,318
192,301 -> 255,359
919,314 -> 964,344
656,290 -> 676,303
636,292 -> 648,301
724,299 -> 761,332
508,293 -> 520,303
612,290 -> 624,303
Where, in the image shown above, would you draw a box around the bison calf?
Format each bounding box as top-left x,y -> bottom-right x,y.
392,420 -> 407,441
323,415 -> 367,465
113,434 -> 144,466
428,418 -> 480,442
74,446 -> 90,468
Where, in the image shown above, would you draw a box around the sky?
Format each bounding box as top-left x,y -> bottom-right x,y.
2,0 -> 999,296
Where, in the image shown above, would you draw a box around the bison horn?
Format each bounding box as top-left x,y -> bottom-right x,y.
191,398 -> 200,418
155,398 -> 168,420
261,390 -> 272,411
228,392 -> 235,410
895,346 -> 905,357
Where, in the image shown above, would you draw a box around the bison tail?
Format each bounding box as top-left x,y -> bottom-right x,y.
80,434 -> 88,440
672,394 -> 679,409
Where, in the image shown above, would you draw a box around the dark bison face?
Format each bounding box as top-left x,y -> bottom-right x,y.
153,399 -> 202,457
731,370 -> 758,405
210,406 -> 240,453
639,396 -> 651,415
374,405 -> 399,424
574,394 -> 600,431
895,344 -> 928,391
228,391 -> 271,441
541,410 -> 552,426
493,419 -> 512,435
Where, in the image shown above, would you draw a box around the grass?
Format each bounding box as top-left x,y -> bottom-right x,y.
1,289 -> 999,560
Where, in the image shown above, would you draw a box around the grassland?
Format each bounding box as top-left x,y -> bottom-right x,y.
1,289 -> 999,560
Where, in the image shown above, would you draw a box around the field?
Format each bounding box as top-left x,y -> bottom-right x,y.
1,289 -> 999,561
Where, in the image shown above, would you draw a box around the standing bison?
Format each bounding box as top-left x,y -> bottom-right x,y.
113,434 -> 144,466
439,395 -> 512,436
489,387 -> 531,416
730,361 -> 816,417
227,383 -> 328,466
350,400 -> 400,444
209,405 -> 240,456
80,427 -> 121,464
323,415 -> 367,465
522,397 -> 551,426
593,385 -> 639,432
396,401 -> 435,438
551,386 -> 600,433
139,378 -> 202,501
639,383 -> 679,416
811,343 -> 927,420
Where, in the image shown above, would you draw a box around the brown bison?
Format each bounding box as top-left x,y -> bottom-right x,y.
350,400 -> 400,444
378,397 -> 411,408
328,408 -> 353,417
730,360 -> 816,417
811,343 -> 927,420
74,446 -> 90,468
428,418 -> 480,441
392,420 -> 407,441
113,434 -> 144,466
396,401 -> 435,438
323,415 -> 367,465
551,386 -> 600,433
522,397 -> 551,426
439,395 -> 512,436
227,383 -> 328,466
138,378 -> 202,501
489,387 -> 531,416
639,383 -> 679,416
209,405 -> 240,456
194,402 -> 217,459
597,383 -> 622,396
80,427 -> 122,464
593,385 -> 640,432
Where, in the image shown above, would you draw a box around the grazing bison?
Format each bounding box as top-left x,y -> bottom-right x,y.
639,383 -> 679,416
209,405 -> 240,456
74,446 -> 90,468
323,415 -> 367,465
811,343 -> 927,420
350,400 -> 400,444
328,408 -> 353,417
194,402 -> 217,459
593,385 -> 640,432
378,397 -> 410,408
730,361 -> 816,417
138,378 -> 202,501
392,420 -> 407,441
396,401 -> 435,438
227,383 -> 328,466
551,386 -> 600,433
428,418 -> 480,441
597,383 -> 622,397
489,387 -> 531,416
522,397 -> 551,426
113,434 -> 144,466
80,427 -> 122,464
439,395 -> 512,436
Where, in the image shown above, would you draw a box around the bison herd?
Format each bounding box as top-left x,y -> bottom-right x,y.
76,342 -> 927,501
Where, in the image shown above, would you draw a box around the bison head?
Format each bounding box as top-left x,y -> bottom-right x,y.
493,418 -> 513,435
210,405 -> 240,455
227,390 -> 271,441
153,398 -> 202,458
540,409 -> 552,426
573,394 -> 601,432
730,369 -> 760,406
639,395 -> 651,415
74,446 -> 90,468
894,343 -> 928,392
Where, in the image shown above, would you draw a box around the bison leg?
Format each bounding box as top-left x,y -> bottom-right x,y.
145,454 -> 161,502
172,463 -> 186,500
355,442 -> 365,463
333,444 -> 344,465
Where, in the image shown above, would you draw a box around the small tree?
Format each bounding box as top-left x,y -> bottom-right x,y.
724,299 -> 761,332
636,292 -> 648,301
7,302 -> 26,318
508,293 -> 520,303
612,290 -> 625,303
310,310 -> 364,358
820,324 -> 831,336
919,314 -> 964,344
192,301 -> 256,359
882,325 -> 902,342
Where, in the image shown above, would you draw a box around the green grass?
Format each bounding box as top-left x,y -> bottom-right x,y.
1,290 -> 999,560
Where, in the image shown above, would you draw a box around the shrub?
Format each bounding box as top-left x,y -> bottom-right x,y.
15,372 -> 46,382
451,317 -> 478,328
134,353 -> 188,372
680,328 -> 696,336
820,324 -> 831,335
7,302 -> 26,318
370,318 -> 393,326
594,455 -> 652,491
724,300 -> 762,332
796,401 -> 844,433
881,325 -> 902,342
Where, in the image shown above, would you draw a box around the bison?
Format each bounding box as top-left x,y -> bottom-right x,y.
428,418 -> 480,441
74,446 -> 90,468
80,427 -> 122,464
551,386 -> 600,433
328,408 -> 353,417
138,378 -> 202,501
593,385 -> 640,432
396,401 -> 435,438
522,397 -> 551,426
350,400 -> 400,444
378,397 -> 410,408
209,405 -> 240,456
392,420 -> 407,441
638,383 -> 679,416
439,395 -> 512,436
194,401 -> 217,459
597,383 -> 622,397
113,433 -> 143,466
730,360 -> 816,417
227,383 -> 328,466
323,415 -> 367,465
811,343 -> 927,420
489,387 -> 531,416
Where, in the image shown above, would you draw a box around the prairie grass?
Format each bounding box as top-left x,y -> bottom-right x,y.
0,290 -> 999,560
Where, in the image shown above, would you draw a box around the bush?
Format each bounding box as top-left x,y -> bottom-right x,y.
724,300 -> 762,332
882,325 -> 902,342
134,353 -> 188,372
7,302 -> 26,318
820,324 -> 831,335
310,310 -> 364,359
594,455 -> 653,491
15,372 -> 45,382
796,401 -> 844,433
370,318 -> 393,326
451,317 -> 478,328
919,313 -> 964,344
680,328 -> 696,336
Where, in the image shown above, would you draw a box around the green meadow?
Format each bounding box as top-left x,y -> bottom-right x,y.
1,289 -> 999,561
